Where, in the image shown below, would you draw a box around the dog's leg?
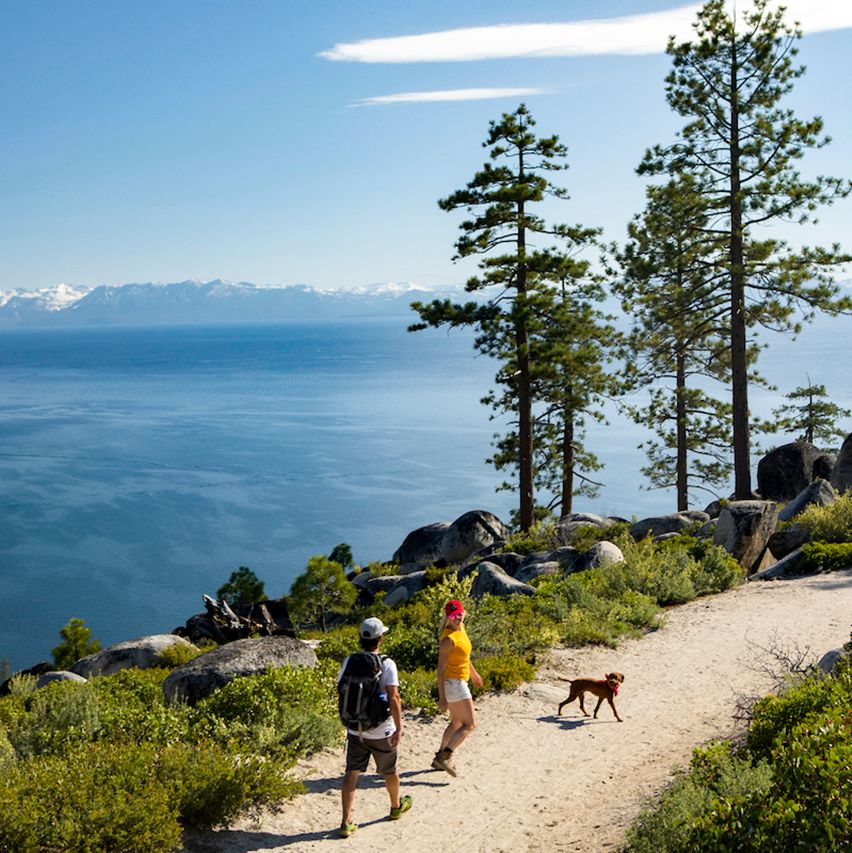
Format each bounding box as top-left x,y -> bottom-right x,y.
593,696 -> 604,719
577,692 -> 590,717
557,684 -> 578,716
607,696 -> 622,722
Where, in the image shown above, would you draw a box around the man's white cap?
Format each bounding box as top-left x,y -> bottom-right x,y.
360,616 -> 389,640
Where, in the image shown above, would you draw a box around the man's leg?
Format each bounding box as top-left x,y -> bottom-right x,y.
341,769 -> 360,824
384,771 -> 401,809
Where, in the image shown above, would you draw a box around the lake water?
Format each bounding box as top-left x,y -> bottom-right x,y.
1,314 -> 850,671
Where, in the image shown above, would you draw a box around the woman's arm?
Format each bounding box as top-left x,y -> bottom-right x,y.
469,659 -> 483,689
436,636 -> 452,711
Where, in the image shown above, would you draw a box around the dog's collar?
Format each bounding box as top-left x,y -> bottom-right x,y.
604,676 -> 619,695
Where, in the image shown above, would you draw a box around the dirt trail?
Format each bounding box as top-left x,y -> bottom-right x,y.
185,570 -> 852,853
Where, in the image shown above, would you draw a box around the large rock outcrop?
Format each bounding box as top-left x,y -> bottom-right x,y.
36,671 -> 88,689
71,634 -> 195,678
392,510 -> 508,573
162,635 -> 317,705
629,511 -> 709,541
831,432 -> 852,493
768,522 -> 810,559
555,513 -> 614,544
757,441 -> 833,502
468,562 -> 534,599
713,500 -> 779,574
778,479 -> 835,522
573,541 -> 626,572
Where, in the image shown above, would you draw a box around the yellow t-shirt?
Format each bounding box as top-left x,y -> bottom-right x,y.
440,624 -> 472,680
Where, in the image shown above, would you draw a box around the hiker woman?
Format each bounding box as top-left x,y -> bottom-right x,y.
432,599 -> 482,776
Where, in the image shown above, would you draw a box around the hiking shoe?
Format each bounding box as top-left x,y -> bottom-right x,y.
389,794 -> 412,820
339,821 -> 358,838
431,748 -> 457,777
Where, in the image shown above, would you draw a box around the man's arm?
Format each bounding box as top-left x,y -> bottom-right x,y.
387,684 -> 403,747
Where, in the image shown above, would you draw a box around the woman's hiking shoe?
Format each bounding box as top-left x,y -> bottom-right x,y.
339,821 -> 358,838
431,748 -> 457,777
389,794 -> 412,820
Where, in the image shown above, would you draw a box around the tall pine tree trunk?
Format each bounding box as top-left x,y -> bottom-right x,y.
516,149 -> 534,531
675,352 -> 688,511
561,388 -> 575,517
729,47 -> 752,499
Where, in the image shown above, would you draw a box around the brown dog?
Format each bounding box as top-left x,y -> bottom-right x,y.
557,672 -> 624,722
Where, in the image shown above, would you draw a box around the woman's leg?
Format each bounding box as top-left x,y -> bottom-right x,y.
444,698 -> 476,752
440,713 -> 463,750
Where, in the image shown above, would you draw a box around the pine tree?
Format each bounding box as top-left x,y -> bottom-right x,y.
287,555 -> 356,632
532,251 -> 616,516
410,105 -> 602,529
616,175 -> 737,509
641,0 -> 851,498
52,617 -> 101,669
769,381 -> 851,447
216,566 -> 267,606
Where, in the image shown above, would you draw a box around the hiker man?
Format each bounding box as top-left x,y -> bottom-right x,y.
337,616 -> 412,838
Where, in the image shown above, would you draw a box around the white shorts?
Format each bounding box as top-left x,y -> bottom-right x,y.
444,678 -> 472,703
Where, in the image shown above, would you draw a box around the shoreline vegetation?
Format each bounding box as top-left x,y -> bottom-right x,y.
1,494 -> 851,850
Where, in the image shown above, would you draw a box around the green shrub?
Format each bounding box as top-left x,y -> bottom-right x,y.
627,659 -> 852,853
800,541 -> 852,573
473,654 -> 536,693
92,669 -> 190,747
501,522 -> 562,555
0,727 -> 15,771
383,622 -> 440,671
9,681 -> 100,758
796,493 -> 852,543
7,673 -> 36,697
156,742 -> 301,829
360,560 -> 400,578
688,539 -> 745,595
0,742 -> 182,853
398,667 -> 439,714
0,738 -> 302,851
192,665 -> 341,758
314,624 -> 360,662
157,640 -> 212,668
626,741 -> 773,853
747,658 -> 852,759
469,593 -> 560,657
687,707 -> 852,851
424,564 -> 458,585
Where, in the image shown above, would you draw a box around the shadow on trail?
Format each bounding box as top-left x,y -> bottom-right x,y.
538,714 -> 591,731
184,826 -> 337,851
303,766 -> 450,795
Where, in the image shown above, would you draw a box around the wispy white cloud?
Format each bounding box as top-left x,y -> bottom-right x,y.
351,87 -> 548,107
320,1 -> 852,64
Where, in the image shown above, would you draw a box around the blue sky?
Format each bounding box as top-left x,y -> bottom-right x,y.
2,0 -> 851,291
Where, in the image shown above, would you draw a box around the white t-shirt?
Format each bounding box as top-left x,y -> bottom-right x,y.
337,654 -> 399,739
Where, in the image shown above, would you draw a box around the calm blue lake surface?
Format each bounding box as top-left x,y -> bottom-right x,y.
1,315 -> 849,671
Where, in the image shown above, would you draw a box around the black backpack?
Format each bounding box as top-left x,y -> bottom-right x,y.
338,652 -> 390,731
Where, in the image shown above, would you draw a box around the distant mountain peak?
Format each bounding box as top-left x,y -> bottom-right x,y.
0,279 -> 461,327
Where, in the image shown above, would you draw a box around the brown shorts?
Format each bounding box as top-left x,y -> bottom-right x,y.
345,733 -> 398,775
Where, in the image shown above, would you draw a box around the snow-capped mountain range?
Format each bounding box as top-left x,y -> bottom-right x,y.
0,280 -> 459,327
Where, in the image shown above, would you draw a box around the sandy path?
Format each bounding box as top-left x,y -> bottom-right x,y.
184,570 -> 852,853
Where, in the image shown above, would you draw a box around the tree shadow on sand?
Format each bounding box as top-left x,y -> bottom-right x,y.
303,766 -> 450,795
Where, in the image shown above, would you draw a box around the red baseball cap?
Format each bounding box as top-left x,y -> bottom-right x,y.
444,599 -> 465,618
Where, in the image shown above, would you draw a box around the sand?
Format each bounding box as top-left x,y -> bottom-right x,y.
183,569 -> 852,853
